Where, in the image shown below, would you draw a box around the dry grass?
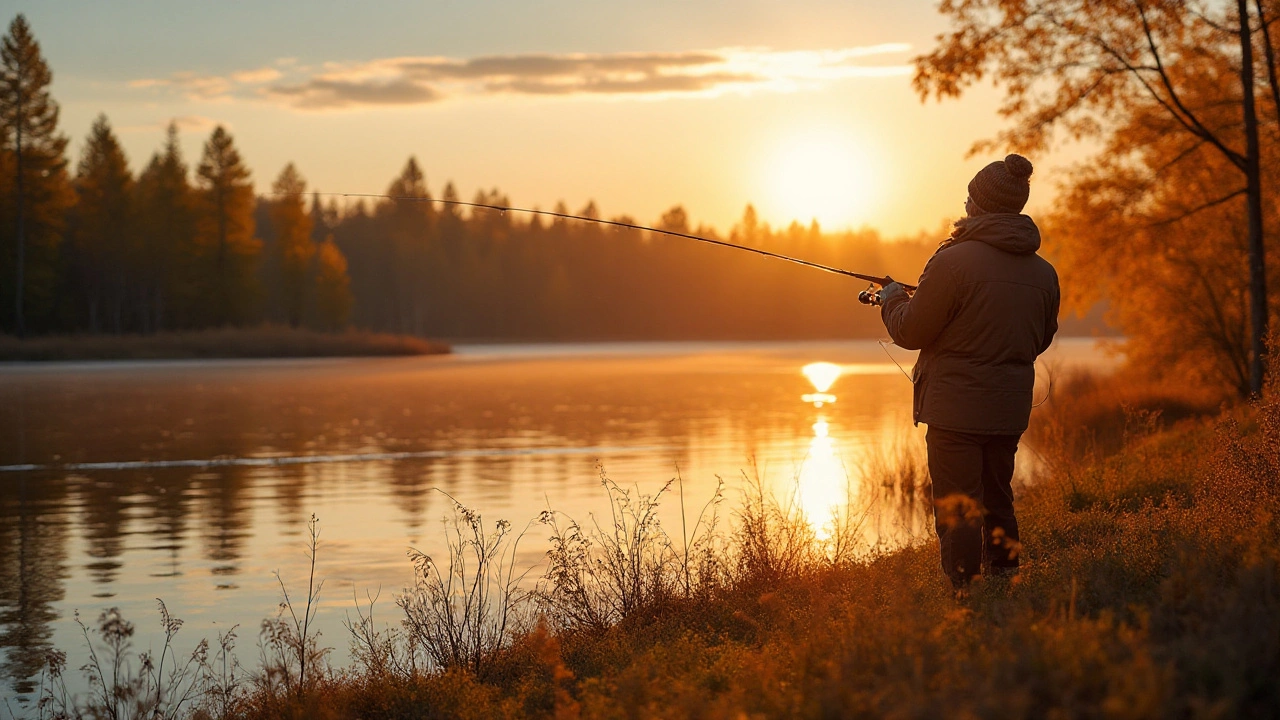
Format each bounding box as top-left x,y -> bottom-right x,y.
1026,366 -> 1223,463
33,373 -> 1280,718
0,325 -> 449,361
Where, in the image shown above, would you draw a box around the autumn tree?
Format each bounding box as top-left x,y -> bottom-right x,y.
194,125 -> 259,326
267,163 -> 314,327
135,122 -> 197,330
66,114 -> 133,332
914,0 -> 1280,396
1047,126 -> 1279,391
0,14 -> 70,336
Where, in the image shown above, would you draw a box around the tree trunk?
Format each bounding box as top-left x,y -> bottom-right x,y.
1239,0 -> 1269,396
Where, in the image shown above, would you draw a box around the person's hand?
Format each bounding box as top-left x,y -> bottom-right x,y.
879,279 -> 906,305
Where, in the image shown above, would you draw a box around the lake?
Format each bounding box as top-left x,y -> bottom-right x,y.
0,339 -> 1116,700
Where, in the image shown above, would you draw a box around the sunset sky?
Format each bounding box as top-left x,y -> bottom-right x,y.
18,0 -> 1076,238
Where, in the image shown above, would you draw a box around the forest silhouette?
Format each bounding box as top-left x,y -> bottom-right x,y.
0,14 -> 946,344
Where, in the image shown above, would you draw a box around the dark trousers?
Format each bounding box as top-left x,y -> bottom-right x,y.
925,426 -> 1022,588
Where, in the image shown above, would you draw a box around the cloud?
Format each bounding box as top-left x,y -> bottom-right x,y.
266,77 -> 440,109
116,114 -> 220,135
230,67 -> 282,84
129,71 -> 232,101
171,114 -> 220,131
130,44 -> 912,111
486,71 -> 763,96
393,51 -> 730,82
131,64 -> 282,101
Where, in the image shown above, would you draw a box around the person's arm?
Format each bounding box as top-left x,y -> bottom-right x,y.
880,252 -> 960,351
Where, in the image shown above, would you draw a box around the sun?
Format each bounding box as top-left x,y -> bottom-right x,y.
764,130 -> 878,229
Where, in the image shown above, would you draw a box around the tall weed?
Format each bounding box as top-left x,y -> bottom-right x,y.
36,602 -> 214,720
398,493 -> 533,675
255,514 -> 329,706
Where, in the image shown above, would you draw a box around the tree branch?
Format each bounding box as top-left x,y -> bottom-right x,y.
1136,0 -> 1248,168
1188,0 -> 1240,34
1146,187 -> 1248,227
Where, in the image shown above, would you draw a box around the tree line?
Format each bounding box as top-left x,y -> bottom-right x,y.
9,5 -> 1280,392
0,14 -> 937,343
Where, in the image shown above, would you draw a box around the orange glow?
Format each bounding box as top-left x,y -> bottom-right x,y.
764,130 -> 879,228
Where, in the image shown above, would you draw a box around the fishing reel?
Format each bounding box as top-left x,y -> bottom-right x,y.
858,284 -> 883,307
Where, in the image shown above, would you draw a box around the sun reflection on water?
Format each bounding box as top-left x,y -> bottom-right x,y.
802,362 -> 841,392
802,361 -> 842,407
796,416 -> 850,539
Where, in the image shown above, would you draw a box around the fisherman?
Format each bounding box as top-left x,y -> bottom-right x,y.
875,154 -> 1059,598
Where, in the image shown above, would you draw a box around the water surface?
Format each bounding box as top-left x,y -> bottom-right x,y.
0,339 -> 1114,699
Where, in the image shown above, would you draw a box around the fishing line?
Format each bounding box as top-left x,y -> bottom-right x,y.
1032,362 -> 1053,408
877,338 -> 1054,407
292,191 -> 916,291
878,339 -> 914,382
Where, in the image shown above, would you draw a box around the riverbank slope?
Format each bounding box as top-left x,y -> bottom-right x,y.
271,374 -> 1272,718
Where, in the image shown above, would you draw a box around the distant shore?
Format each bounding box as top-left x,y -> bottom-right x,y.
0,326 -> 450,361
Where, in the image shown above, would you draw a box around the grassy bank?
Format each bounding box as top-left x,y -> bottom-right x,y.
33,372 -> 1280,719
0,326 -> 450,361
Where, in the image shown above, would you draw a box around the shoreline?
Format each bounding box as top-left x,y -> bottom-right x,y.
0,326 -> 451,362
0,334 -> 1118,365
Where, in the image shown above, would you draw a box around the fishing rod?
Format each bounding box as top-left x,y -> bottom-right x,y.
280,190 -> 1067,402
296,191 -> 917,293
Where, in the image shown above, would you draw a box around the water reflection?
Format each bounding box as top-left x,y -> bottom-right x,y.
801,361 -> 840,407
0,475 -> 68,695
795,417 -> 849,540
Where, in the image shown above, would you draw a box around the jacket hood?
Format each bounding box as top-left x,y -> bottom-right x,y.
950,213 -> 1041,254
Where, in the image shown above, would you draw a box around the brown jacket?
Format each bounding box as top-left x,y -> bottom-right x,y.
881,213 -> 1059,434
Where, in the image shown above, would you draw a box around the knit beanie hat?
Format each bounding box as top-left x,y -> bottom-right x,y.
967,154 -> 1034,214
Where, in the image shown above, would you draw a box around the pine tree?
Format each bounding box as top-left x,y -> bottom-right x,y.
308,191 -> 338,244
0,14 -> 70,336
658,205 -> 689,234
731,204 -> 760,247
194,125 -> 259,326
437,181 -> 465,261
135,122 -> 197,330
312,237 -> 352,331
268,163 -> 314,327
67,114 -> 132,332
377,157 -> 432,334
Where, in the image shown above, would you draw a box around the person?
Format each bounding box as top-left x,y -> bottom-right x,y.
876,153 -> 1059,596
